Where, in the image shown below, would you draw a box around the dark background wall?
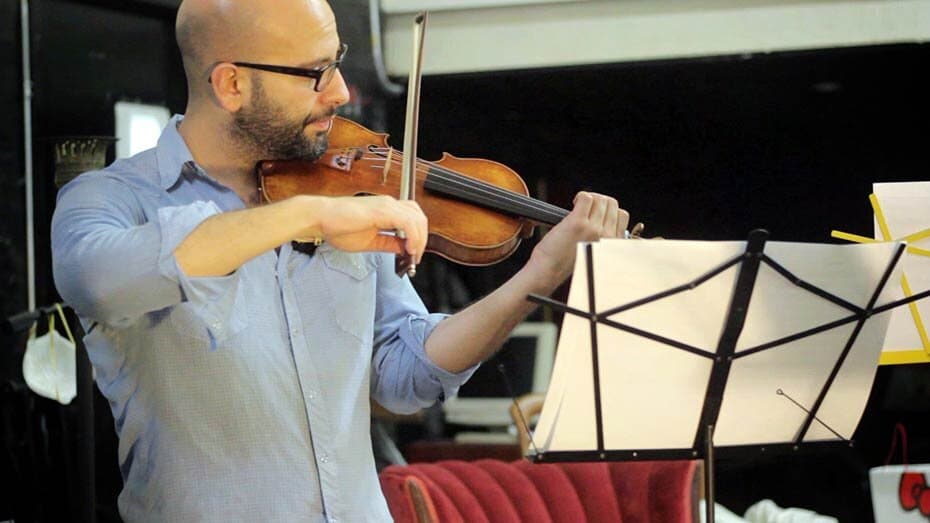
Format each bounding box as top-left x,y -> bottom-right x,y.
0,0 -> 928,521
390,43 -> 930,520
1,0 -> 26,355
1,1 -> 180,521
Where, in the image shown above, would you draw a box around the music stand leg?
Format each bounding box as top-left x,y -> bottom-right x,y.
705,424 -> 715,523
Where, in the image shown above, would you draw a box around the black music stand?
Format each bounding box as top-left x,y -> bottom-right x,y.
523,230 -> 930,522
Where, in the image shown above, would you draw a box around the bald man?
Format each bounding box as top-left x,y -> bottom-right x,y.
51,0 -> 629,521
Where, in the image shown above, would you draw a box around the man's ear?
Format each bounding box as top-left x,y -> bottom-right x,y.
209,63 -> 246,112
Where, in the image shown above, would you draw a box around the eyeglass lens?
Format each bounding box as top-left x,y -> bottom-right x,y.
314,45 -> 346,92
316,65 -> 338,92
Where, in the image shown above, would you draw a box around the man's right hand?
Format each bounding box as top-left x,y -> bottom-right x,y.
297,194 -> 427,264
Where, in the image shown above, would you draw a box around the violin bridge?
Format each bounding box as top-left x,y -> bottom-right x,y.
381,147 -> 393,185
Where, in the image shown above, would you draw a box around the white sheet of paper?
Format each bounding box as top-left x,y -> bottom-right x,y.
873,182 -> 930,355
534,239 -> 901,454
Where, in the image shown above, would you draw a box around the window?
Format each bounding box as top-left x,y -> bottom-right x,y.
114,101 -> 170,159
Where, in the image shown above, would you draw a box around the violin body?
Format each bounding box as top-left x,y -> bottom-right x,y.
258,117 -> 540,266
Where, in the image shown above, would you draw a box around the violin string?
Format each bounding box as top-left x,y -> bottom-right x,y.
425,167 -> 568,224
362,148 -> 537,212
365,146 -> 549,209
360,148 -> 568,224
362,146 -> 562,217
427,169 -> 567,225
409,156 -> 569,220
374,156 -> 564,225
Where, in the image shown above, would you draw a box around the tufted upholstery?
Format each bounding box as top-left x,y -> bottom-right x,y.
380,458 -> 700,523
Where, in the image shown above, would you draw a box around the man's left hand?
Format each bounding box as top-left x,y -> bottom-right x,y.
528,191 -> 630,284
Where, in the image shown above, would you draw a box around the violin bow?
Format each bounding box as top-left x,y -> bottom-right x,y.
395,12 -> 428,277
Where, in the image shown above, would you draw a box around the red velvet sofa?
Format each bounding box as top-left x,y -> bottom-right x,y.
380,458 -> 701,522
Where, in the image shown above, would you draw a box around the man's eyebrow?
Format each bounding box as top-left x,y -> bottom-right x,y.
296,44 -> 343,68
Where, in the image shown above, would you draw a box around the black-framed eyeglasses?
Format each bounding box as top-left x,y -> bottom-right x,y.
212,43 -> 348,92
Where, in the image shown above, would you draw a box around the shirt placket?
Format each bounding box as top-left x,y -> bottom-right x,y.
275,244 -> 344,521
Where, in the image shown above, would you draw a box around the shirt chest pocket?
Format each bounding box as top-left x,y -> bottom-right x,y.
318,248 -> 378,342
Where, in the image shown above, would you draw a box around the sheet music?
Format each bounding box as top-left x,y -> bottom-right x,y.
873,182 -> 930,357
535,239 -> 901,453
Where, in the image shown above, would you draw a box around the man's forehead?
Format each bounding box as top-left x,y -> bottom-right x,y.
255,1 -> 339,56
264,31 -> 341,67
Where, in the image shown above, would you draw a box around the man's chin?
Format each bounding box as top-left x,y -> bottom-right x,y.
303,150 -> 327,162
302,133 -> 329,152
295,141 -> 329,162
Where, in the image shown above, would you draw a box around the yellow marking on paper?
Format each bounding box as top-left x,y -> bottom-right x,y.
903,227 -> 930,244
832,194 -> 930,363
870,193 -> 893,241
873,193 -> 930,357
880,349 -> 930,365
829,231 -> 930,257
830,230 -> 875,244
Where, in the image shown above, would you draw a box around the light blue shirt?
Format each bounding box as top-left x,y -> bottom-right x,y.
51,116 -> 475,522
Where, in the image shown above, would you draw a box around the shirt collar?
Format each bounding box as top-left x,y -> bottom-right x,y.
155,114 -> 197,190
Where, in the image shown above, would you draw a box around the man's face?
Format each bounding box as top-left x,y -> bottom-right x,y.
229,74 -> 334,162
220,0 -> 348,162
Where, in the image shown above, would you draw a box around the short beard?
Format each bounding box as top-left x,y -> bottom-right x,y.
230,76 -> 331,162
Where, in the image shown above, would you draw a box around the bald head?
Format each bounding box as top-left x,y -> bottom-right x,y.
176,0 -> 338,102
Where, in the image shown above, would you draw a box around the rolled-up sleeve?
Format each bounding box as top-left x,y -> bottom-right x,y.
52,172 -> 235,330
369,256 -> 479,414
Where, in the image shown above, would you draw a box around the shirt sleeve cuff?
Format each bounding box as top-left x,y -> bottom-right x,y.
156,201 -> 246,344
400,312 -> 480,403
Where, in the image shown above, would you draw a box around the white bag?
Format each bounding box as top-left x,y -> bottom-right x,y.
869,423 -> 930,522
21,304 -> 77,405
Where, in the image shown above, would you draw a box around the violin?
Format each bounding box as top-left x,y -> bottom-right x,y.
256,116 -> 574,266
257,13 -> 640,270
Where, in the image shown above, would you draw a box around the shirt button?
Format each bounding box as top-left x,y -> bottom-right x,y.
291,327 -> 299,336
320,454 -> 329,464
308,392 -> 315,400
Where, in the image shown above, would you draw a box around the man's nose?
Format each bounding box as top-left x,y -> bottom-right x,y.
321,69 -> 350,108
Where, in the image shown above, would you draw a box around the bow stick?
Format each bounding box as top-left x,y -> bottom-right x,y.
395,12 -> 427,277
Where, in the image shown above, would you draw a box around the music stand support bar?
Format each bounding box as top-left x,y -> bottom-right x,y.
706,424 -> 715,523
696,229 -> 766,523
585,243 -> 606,455
793,243 -> 905,444
694,230 -> 768,449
